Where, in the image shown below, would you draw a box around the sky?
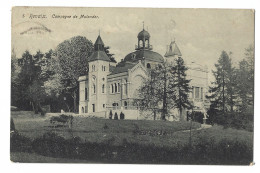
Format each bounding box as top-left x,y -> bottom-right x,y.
12,7 -> 254,76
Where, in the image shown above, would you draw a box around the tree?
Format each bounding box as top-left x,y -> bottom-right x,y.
244,44 -> 254,106
154,63 -> 173,120
55,36 -> 94,112
134,67 -> 162,120
134,62 -> 179,120
236,45 -> 254,112
207,51 -> 236,124
14,50 -> 42,110
169,57 -> 192,121
11,48 -> 21,106
104,46 -> 117,63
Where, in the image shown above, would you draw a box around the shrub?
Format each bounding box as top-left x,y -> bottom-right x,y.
10,118 -> 15,132
32,132 -> 67,157
114,112 -> 118,120
109,110 -> 113,119
103,123 -> 109,130
120,112 -> 125,120
10,132 -> 32,152
10,131 -> 253,164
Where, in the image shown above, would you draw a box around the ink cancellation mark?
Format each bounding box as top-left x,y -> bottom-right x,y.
17,21 -> 52,35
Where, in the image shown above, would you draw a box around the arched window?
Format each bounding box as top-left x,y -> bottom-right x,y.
81,107 -> 84,114
139,40 -> 143,47
111,84 -> 114,93
102,84 -> 105,93
145,40 -> 149,48
104,66 -> 106,71
146,63 -> 151,69
114,83 -> 117,93
124,101 -> 127,109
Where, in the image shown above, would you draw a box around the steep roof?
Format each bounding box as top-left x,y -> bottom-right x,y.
165,41 -> 182,57
88,35 -> 110,62
124,50 -> 164,63
108,63 -> 136,75
94,35 -> 104,45
88,51 -> 110,62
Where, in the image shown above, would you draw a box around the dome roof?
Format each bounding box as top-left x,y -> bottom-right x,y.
124,50 -> 164,63
138,29 -> 150,39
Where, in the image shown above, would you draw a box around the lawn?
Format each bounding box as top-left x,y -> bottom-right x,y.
11,152 -> 93,163
11,111 -> 254,164
12,111 -> 202,148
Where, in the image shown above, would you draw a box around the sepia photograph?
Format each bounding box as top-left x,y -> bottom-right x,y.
10,7 -> 254,165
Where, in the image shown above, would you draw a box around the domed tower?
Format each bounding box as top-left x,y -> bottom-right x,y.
135,25 -> 152,50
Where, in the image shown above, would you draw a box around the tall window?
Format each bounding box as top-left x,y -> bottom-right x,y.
92,76 -> 96,94
114,83 -> 117,93
201,87 -> 203,100
93,84 -> 96,94
104,66 -> 106,71
147,63 -> 151,69
125,79 -> 128,95
124,101 -> 127,109
145,40 -> 149,48
118,83 -> 120,93
195,87 -> 200,99
192,86 -> 194,98
102,84 -> 105,93
111,84 -> 114,93
85,88 -> 88,100
139,40 -> 143,47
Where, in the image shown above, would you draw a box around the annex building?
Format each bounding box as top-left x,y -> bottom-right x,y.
78,27 -> 209,121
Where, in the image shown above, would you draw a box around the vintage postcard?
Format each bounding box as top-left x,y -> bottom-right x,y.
11,7 -> 254,164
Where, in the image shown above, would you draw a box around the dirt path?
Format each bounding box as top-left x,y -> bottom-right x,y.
179,124 -> 212,133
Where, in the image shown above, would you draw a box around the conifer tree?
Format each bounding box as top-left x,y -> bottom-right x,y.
207,51 -> 236,123
236,45 -> 254,112
169,57 -> 192,121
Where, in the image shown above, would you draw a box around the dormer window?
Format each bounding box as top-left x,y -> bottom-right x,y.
92,65 -> 95,71
147,63 -> 151,69
132,53 -> 136,60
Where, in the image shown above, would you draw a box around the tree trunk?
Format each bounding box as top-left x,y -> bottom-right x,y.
222,69 -> 225,117
153,111 -> 156,120
73,90 -> 77,113
161,70 -> 167,120
180,107 -> 183,121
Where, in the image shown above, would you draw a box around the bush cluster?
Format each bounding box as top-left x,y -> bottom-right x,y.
50,114 -> 73,127
207,111 -> 253,132
10,131 -> 253,164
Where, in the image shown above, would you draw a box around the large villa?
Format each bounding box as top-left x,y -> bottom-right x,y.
78,27 -> 209,121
